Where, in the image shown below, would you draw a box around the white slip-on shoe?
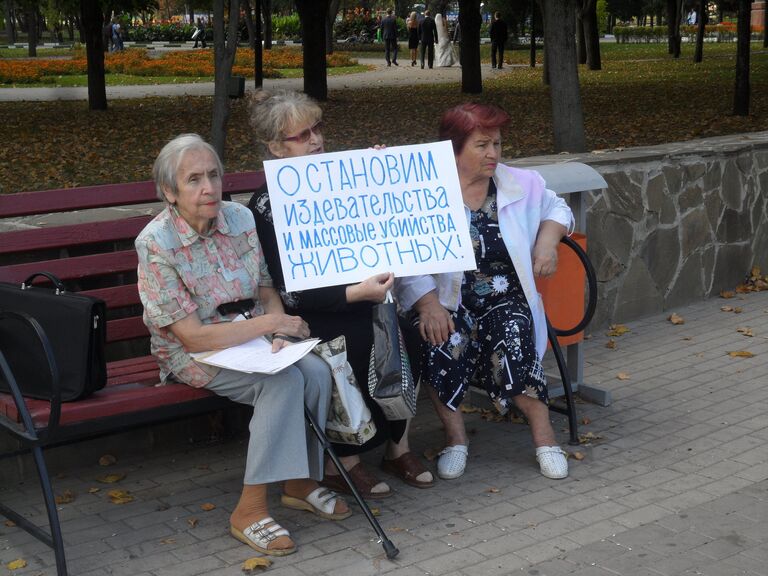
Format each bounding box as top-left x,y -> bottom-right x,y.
437,445 -> 469,479
536,446 -> 569,479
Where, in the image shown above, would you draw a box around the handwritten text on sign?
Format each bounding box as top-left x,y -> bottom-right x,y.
263,141 -> 476,292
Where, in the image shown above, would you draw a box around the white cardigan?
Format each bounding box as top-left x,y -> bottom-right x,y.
395,163 -> 574,360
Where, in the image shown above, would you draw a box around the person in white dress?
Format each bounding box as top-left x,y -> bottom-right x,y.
435,13 -> 457,67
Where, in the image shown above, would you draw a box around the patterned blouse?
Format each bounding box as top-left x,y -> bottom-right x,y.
136,202 -> 272,388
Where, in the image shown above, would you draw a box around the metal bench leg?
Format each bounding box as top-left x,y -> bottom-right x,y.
0,446 -> 68,575
303,406 -> 399,559
547,321 -> 580,446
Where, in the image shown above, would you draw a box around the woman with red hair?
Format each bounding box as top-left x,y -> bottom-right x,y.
397,103 -> 574,480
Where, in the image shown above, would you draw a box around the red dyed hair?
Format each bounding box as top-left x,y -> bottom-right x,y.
438,103 -> 511,155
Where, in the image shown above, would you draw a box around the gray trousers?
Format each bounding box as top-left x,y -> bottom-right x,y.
205,353 -> 331,485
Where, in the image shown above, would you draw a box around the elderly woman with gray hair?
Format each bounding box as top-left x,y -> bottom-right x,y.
247,89 -> 434,499
135,134 -> 349,557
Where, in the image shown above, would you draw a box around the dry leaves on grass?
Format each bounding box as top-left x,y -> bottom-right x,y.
606,324 -> 630,337
727,350 -> 755,358
242,557 -> 272,572
668,313 -> 685,325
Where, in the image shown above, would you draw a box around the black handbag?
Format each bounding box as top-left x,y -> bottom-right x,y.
0,272 -> 107,401
367,292 -> 417,420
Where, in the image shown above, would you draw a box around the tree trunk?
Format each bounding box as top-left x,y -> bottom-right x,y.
582,0 -> 601,70
540,0 -> 549,85
4,0 -> 15,44
242,0 -> 256,48
666,0 -> 680,55
211,0 -> 241,161
458,0 -> 482,94
541,0 -> 586,152
733,0 -> 750,116
80,0 -> 106,110
262,0 -> 272,49
326,0 -> 341,54
764,1 -> 767,49
253,0 -> 263,88
26,3 -> 37,57
575,10 -> 586,64
693,0 -> 705,62
530,0 -> 536,67
296,0 -> 329,101
188,5 -> 194,25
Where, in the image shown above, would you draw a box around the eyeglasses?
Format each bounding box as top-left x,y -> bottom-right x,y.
282,121 -> 324,143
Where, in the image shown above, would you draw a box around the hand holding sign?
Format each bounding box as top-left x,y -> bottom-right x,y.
263,141 -> 476,292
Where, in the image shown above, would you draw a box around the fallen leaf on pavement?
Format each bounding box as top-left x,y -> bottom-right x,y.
606,324 -> 630,337
616,372 -> 631,380
160,538 -> 176,545
4,520 -> 16,527
721,305 -> 735,312
605,339 -> 616,349
98,454 -> 117,466
55,490 -> 76,505
734,307 -> 743,313
460,404 -> 480,413
187,518 -> 199,528
486,487 -> 500,493
668,313 -> 685,325
580,417 -> 591,425
88,487 -> 100,494
570,451 -> 586,460
242,557 -> 272,571
6,559 -> 26,570
736,327 -> 754,337
370,507 -> 380,516
579,431 -> 603,443
108,490 -> 134,504
96,473 -> 125,484
720,290 -> 735,299
727,350 -> 754,358
200,503 -> 216,511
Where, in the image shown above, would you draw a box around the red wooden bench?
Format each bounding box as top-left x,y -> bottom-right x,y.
0,173 -> 265,576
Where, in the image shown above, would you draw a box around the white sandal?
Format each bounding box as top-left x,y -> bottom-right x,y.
281,487 -> 352,521
536,446 -> 569,479
437,445 -> 469,479
230,516 -> 296,556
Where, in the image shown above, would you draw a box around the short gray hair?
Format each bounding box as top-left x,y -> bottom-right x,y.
152,133 -> 223,202
247,89 -> 322,158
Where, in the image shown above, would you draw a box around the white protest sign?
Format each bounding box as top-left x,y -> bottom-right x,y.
263,141 -> 476,292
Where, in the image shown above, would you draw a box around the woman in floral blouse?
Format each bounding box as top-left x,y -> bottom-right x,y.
396,103 -> 574,481
136,134 -> 349,557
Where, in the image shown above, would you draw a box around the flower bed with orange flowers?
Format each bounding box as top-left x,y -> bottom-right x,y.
0,47 -> 356,84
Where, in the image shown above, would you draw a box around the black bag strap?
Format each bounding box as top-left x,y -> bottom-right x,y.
22,272 -> 66,293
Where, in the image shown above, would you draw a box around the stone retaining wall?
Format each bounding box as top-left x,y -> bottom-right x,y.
512,131 -> 768,328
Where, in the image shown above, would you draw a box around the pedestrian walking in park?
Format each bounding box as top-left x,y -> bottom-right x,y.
192,18 -> 207,49
418,9 -> 438,69
110,20 -> 124,52
489,11 -> 508,69
407,11 -> 419,66
435,13 -> 457,67
380,9 -> 399,66
102,21 -> 113,52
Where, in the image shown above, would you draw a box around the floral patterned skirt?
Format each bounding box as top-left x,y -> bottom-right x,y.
418,301 -> 548,414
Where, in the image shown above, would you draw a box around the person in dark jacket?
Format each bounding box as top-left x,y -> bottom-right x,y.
380,8 -> 399,66
489,12 -> 508,69
418,9 -> 438,69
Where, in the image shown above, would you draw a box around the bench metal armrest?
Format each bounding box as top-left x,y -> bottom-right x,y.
550,235 -> 597,337
0,310 -> 61,444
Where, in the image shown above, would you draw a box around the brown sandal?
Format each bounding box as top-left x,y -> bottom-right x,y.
320,462 -> 392,499
381,452 -> 435,489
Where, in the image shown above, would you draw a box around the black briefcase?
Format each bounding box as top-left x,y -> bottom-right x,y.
0,272 -> 107,401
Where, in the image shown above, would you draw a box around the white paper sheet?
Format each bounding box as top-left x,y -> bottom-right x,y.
191,337 -> 320,374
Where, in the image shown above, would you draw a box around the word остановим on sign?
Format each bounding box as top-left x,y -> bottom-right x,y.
263,141 -> 477,292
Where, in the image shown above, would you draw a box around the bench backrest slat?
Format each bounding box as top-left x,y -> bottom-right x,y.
0,171 -> 265,218
0,251 -> 138,284
0,218 -> 151,256
107,317 -> 149,343
82,285 -> 140,309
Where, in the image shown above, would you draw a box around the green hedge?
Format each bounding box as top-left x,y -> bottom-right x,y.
612,24 -> 738,43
